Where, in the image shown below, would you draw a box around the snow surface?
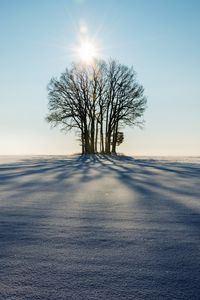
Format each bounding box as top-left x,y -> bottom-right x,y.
0,155 -> 200,300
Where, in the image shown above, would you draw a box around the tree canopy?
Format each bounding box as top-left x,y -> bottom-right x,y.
47,59 -> 147,154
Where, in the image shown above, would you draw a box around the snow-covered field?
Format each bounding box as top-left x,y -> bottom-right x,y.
0,155 -> 200,300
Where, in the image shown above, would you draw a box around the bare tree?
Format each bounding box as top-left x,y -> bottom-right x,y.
46,59 -> 147,154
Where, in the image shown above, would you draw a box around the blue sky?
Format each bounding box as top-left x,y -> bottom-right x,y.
0,0 -> 199,155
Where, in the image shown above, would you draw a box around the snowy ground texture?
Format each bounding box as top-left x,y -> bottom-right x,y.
0,155 -> 200,300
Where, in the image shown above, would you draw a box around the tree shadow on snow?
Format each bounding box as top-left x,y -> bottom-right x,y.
0,155 -> 200,299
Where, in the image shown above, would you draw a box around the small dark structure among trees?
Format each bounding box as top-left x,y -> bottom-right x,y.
47,59 -> 147,154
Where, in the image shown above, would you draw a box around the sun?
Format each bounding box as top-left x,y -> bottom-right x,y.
78,41 -> 97,62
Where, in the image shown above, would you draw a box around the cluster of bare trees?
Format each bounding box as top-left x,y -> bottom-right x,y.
47,59 -> 147,154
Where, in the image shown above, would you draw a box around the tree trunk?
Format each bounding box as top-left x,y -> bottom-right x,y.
100,108 -> 104,153
84,120 -> 90,154
105,103 -> 110,153
90,117 -> 95,154
105,129 -> 111,154
111,122 -> 118,154
81,130 -> 85,154
95,118 -> 99,153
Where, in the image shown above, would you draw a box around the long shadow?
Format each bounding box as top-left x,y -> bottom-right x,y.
94,155 -> 200,298
0,155 -> 200,299
102,155 -> 200,198
1,154 -> 200,235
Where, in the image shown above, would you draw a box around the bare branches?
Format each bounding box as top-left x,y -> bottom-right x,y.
46,59 -> 147,154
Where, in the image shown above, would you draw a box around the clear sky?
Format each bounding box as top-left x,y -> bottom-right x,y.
0,0 -> 199,156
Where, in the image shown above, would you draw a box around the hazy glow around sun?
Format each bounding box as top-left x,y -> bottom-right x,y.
77,41 -> 97,62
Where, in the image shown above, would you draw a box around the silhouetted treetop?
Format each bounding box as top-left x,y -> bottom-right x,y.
47,59 -> 147,154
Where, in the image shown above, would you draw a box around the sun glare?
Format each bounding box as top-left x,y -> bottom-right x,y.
78,41 -> 97,62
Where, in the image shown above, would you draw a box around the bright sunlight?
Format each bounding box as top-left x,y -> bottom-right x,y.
77,41 -> 97,62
